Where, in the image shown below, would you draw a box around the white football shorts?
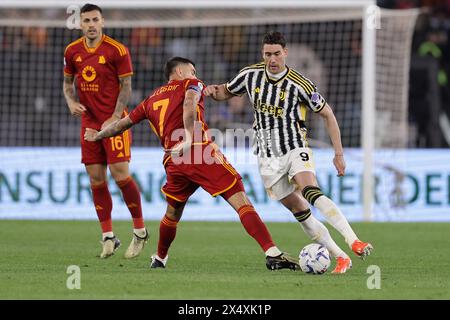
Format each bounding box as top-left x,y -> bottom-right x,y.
257,147 -> 316,200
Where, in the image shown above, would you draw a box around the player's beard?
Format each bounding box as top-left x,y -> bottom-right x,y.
86,29 -> 100,41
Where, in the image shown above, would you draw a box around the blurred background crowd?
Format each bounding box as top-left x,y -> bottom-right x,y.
0,0 -> 448,148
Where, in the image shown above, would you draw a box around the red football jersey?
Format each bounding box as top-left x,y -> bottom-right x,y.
64,34 -> 133,129
129,78 -> 209,150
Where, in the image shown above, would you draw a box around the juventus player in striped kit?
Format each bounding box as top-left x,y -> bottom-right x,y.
205,31 -> 373,273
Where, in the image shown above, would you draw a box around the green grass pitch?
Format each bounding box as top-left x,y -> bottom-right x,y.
0,220 -> 449,299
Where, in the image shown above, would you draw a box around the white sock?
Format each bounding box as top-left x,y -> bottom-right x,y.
153,254 -> 168,266
314,196 -> 358,247
300,214 -> 348,258
265,246 -> 282,257
133,228 -> 147,237
102,231 -> 114,240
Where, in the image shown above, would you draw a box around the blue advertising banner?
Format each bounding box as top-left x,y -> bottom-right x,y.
0,148 -> 449,221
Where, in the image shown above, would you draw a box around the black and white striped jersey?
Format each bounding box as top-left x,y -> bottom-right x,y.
226,63 -> 326,157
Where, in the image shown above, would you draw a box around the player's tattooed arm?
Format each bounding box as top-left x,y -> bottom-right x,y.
63,75 -> 86,117
183,89 -> 201,143
166,89 -> 200,157
84,116 -> 133,142
102,76 -> 132,129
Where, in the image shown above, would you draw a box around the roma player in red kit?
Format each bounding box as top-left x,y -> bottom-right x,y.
85,57 -> 300,271
63,4 -> 147,259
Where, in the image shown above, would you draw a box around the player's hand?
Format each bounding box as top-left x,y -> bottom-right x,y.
69,102 -> 87,117
204,85 -> 219,99
84,128 -> 99,142
101,115 -> 121,130
333,154 -> 346,177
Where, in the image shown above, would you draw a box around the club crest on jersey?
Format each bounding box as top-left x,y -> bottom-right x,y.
82,65 -> 96,82
255,87 -> 260,93
98,55 -> 106,64
279,90 -> 286,101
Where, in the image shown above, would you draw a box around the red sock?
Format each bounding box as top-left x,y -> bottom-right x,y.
158,214 -> 179,259
117,177 -> 145,229
91,182 -> 113,233
238,205 -> 275,252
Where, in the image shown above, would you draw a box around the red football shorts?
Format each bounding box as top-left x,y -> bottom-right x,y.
161,146 -> 242,203
80,127 -> 132,165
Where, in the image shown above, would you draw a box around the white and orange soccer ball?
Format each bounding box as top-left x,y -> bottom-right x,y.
299,243 -> 331,274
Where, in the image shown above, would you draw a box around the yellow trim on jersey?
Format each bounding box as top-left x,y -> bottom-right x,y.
64,37 -> 83,55
118,72 -> 133,78
163,155 -> 172,167
148,120 -> 159,137
83,35 -> 105,54
104,36 -> 127,55
123,129 -> 130,157
212,178 -> 237,197
300,102 -> 307,120
104,36 -> 127,56
288,70 -> 314,93
239,62 -> 265,73
288,75 -> 313,94
161,189 -> 185,202
315,102 -> 326,113
214,152 -> 238,176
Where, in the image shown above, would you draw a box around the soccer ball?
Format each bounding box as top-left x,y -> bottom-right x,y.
299,243 -> 331,274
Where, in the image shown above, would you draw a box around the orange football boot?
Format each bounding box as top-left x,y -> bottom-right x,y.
331,257 -> 352,274
351,240 -> 373,260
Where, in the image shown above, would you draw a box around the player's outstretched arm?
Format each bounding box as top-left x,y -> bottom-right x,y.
84,116 -> 134,142
204,84 -> 233,101
101,76 -> 132,129
318,103 -> 345,176
63,75 -> 87,117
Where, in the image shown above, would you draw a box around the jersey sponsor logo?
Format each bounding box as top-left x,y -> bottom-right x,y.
98,55 -> 106,64
253,99 -> 284,118
81,65 -> 96,82
75,55 -> 82,62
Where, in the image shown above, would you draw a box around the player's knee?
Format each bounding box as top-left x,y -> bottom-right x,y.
111,171 -> 129,183
109,163 -> 130,182
302,185 -> 325,206
281,191 -> 309,213
89,175 -> 107,186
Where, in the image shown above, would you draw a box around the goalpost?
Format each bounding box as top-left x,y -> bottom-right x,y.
0,0 -> 419,221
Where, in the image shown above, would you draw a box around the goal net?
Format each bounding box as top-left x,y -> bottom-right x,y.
0,2 -> 419,221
